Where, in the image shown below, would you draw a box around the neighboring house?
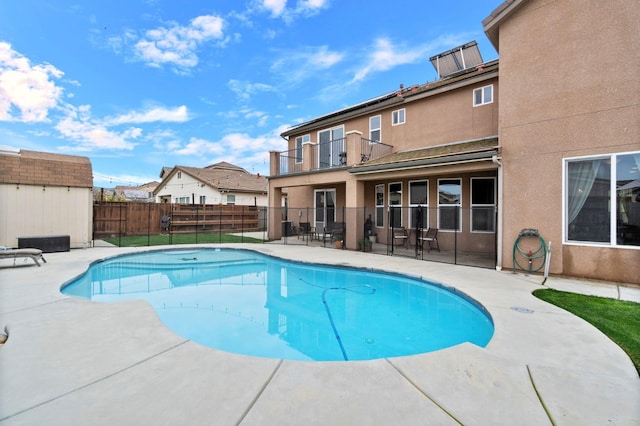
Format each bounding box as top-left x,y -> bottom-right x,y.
114,181 -> 159,202
0,148 -> 93,249
268,0 -> 639,284
154,161 -> 268,206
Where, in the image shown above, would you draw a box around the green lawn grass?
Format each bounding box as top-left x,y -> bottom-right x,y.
533,288 -> 640,375
102,233 -> 265,247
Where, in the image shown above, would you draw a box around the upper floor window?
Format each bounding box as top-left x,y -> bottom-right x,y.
177,171 -> 182,179
473,85 -> 493,106
369,115 -> 381,141
295,134 -> 309,164
392,108 -> 405,126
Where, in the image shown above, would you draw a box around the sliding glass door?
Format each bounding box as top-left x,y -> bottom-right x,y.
318,126 -> 344,169
314,189 -> 336,231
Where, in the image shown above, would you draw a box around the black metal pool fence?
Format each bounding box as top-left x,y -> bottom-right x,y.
93,204 -> 497,269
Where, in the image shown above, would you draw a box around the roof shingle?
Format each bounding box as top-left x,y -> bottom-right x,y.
0,149 -> 93,187
160,164 -> 267,194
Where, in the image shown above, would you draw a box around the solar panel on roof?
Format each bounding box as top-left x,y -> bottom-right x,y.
429,41 -> 484,79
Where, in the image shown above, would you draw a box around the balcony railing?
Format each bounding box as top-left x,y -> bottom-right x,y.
274,136 -> 393,176
311,137 -> 346,171
279,148 -> 304,175
359,138 -> 393,163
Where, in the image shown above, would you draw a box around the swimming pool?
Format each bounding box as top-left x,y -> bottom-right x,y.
61,248 -> 493,361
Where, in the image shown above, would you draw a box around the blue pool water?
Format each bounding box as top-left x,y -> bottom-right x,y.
61,248 -> 493,361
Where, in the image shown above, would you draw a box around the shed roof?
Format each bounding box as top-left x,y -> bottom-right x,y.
0,149 -> 93,187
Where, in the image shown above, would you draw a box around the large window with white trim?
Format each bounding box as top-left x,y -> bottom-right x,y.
369,115 -> 381,141
565,151 -> 640,246
409,180 -> 428,229
375,184 -> 384,228
388,182 -> 402,228
438,179 -> 461,231
471,178 -> 496,232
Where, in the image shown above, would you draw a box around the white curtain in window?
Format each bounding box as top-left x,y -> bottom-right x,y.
568,160 -> 601,224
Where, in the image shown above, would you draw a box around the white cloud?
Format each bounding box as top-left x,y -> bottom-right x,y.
262,0 -> 287,17
167,127 -> 287,175
173,136 -> 226,156
270,45 -> 343,85
244,110 -> 269,127
350,38 -> 427,83
132,15 -> 226,73
0,42 -> 64,122
256,0 -> 329,22
55,105 -> 140,151
203,131 -> 284,173
105,105 -> 190,125
295,0 -> 328,14
145,129 -> 182,151
350,35 -> 473,84
228,80 -> 276,100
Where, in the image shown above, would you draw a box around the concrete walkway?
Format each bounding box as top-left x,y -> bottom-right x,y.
1,245 -> 638,425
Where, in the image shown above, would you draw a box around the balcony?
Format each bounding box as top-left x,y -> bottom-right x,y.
272,134 -> 393,176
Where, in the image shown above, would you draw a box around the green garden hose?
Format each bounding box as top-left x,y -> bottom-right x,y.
513,228 -> 546,273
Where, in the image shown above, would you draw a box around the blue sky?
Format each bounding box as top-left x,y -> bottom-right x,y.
0,0 -> 499,188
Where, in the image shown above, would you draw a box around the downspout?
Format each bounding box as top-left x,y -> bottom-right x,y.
492,154 -> 503,271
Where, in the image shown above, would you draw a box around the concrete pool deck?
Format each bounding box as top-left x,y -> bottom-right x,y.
0,244 -> 639,425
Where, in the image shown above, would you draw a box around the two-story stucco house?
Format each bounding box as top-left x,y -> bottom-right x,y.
269,46 -> 500,261
268,0 -> 639,285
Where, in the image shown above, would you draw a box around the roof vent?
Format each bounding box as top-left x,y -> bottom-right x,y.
430,41 -> 483,79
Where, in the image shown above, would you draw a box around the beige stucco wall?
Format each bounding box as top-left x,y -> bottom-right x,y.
286,76 -> 498,151
272,71 -> 501,247
382,82 -> 498,150
497,0 -> 640,283
0,184 -> 92,248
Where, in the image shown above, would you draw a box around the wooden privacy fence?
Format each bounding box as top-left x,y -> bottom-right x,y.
93,202 -> 265,238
